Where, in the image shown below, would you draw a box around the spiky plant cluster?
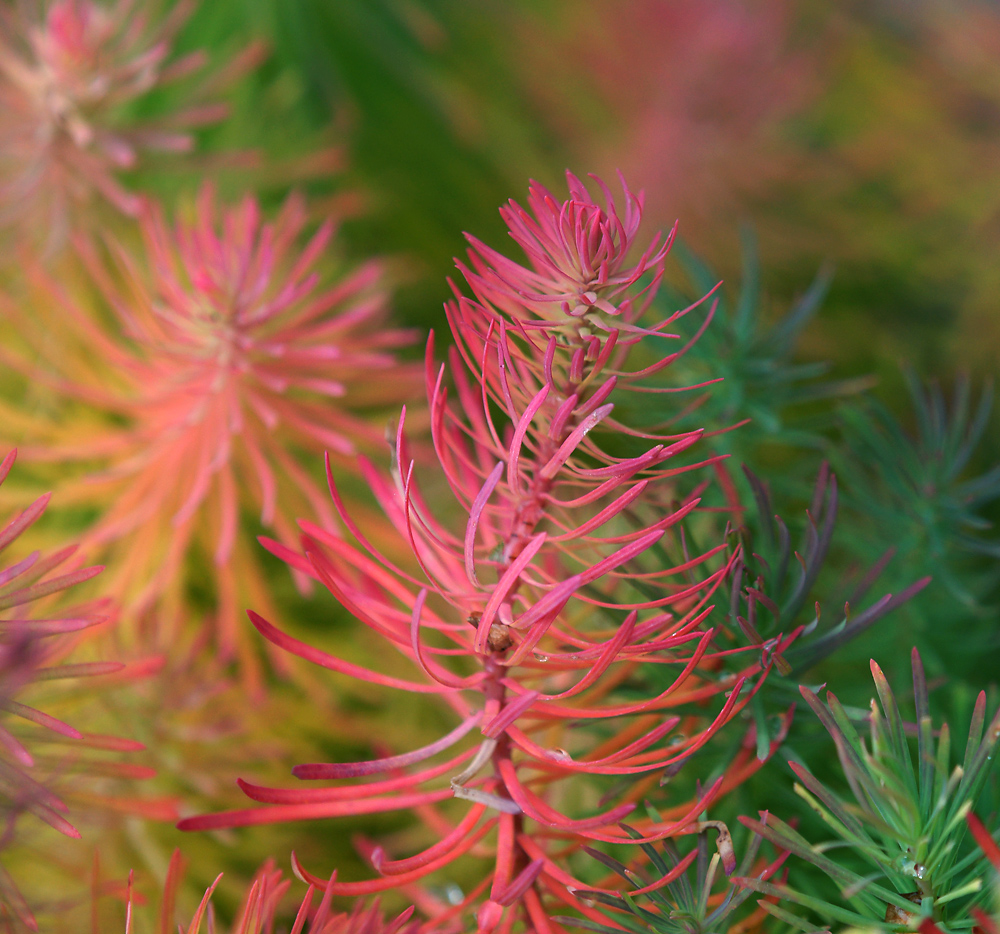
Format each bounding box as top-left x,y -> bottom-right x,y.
0,0 -> 431,924
738,649 -> 1000,932
0,0 -> 261,249
0,3 -> 998,932
121,850 -> 425,934
0,449 -> 157,931
178,172 -> 797,932
5,186 -> 419,674
557,815 -> 789,934
733,464 -> 931,682
837,374 -> 1000,608
645,231 -> 852,456
919,814 -> 1000,934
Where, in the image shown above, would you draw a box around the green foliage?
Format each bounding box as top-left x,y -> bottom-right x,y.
645,230 -> 864,461
557,819 -> 785,934
739,650 -> 1000,931
837,375 -> 1000,608
735,464 -> 930,681
725,463 -> 930,766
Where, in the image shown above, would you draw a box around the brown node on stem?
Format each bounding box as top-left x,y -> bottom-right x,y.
884,891 -> 923,927
466,611 -> 513,652
487,623 -> 513,653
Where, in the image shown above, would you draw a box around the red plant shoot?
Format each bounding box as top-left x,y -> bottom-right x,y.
180,173 -> 794,931
121,849 -> 424,934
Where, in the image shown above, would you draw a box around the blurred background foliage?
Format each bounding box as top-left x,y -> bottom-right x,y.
194,0 -> 1000,386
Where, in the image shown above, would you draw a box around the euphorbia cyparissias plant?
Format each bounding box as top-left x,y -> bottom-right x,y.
0,448 -> 163,932
122,849 -> 423,934
7,186 -> 419,675
0,0 -> 262,249
181,173 -> 797,931
738,648 -> 1000,931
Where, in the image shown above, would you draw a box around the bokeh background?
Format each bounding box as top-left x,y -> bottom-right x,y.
219,0 -> 1000,383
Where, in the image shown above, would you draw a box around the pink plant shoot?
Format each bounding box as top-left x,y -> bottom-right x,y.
460,170 -> 671,322
8,187 -> 419,672
0,448 -> 156,932
181,174 -> 795,931
0,0 -> 261,246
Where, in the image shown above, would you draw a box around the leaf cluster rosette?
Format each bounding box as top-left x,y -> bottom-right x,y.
3,186 -> 420,677
0,0 -> 264,250
737,648 -> 1000,931
179,173 -> 794,931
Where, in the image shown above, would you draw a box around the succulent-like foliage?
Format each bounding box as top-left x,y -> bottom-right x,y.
738,649 -> 1000,931
6,187 -> 419,672
179,173 -> 790,931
